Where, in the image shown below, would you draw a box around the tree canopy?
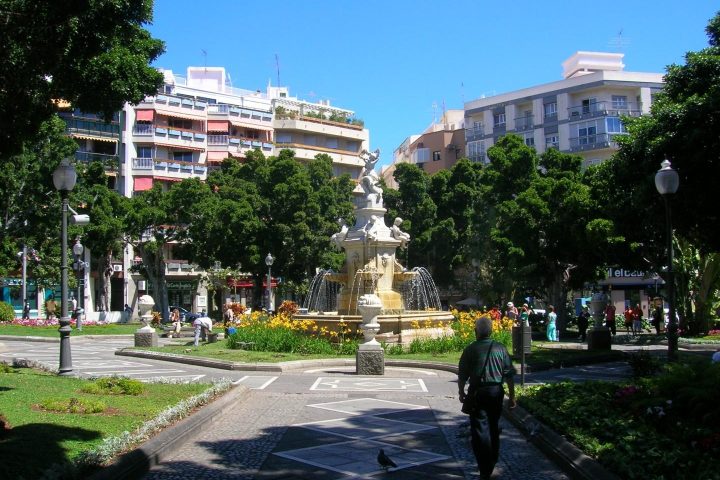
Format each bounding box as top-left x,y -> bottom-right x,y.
0,0 -> 165,160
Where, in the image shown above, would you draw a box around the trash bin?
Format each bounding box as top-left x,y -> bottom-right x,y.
512,325 -> 532,356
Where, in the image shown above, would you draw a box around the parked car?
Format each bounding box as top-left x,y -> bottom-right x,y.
172,306 -> 201,324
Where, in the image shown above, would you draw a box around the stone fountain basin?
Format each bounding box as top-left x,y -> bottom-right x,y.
294,310 -> 455,346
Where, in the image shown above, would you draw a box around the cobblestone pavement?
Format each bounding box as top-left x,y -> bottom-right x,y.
144,382 -> 569,479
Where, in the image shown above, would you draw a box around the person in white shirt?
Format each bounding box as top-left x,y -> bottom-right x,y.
193,314 -> 213,346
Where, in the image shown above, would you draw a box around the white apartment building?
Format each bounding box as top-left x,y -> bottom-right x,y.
464,51 -> 664,167
60,66 -> 369,315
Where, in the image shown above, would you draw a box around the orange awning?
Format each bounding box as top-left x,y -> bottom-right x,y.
230,119 -> 274,131
155,109 -> 205,121
153,176 -> 183,182
207,120 -> 229,132
71,133 -> 118,143
150,142 -> 206,152
136,109 -> 155,121
207,151 -> 229,161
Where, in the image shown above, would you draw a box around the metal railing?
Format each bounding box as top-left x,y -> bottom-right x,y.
568,133 -> 626,151
207,134 -> 229,145
567,101 -> 643,120
133,124 -> 154,135
514,115 -> 534,131
465,126 -> 485,141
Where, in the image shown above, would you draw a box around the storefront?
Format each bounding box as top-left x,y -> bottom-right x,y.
595,268 -> 664,319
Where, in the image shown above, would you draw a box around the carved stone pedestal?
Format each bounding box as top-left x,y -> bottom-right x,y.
587,327 -> 612,350
134,330 -> 158,347
357,344 -> 384,375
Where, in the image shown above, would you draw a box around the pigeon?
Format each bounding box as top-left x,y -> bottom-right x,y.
377,448 -> 397,471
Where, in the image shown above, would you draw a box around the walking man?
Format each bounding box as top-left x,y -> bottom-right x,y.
458,316 -> 516,479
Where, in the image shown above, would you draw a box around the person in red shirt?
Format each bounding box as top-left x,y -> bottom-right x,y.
632,304 -> 643,336
488,305 -> 501,322
605,302 -> 617,335
624,306 -> 634,335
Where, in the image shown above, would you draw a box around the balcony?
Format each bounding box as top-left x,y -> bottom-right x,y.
64,117 -> 119,138
514,115 -> 534,132
568,101 -> 643,121
568,133 -> 625,152
133,124 -> 154,136
465,125 -> 485,142
75,151 -> 118,170
468,153 -> 486,164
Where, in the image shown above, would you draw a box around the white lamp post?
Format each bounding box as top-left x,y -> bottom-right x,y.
72,239 -> 85,331
655,159 -> 680,361
52,158 -> 77,375
265,253 -> 274,312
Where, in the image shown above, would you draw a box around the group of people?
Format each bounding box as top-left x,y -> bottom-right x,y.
622,304 -> 645,335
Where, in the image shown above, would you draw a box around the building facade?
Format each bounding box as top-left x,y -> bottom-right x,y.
382,110 -> 465,188
56,66 -> 369,318
464,51 -> 664,167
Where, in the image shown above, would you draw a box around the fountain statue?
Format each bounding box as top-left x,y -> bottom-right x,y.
299,149 -> 454,346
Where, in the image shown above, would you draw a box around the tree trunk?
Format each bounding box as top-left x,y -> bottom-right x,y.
136,243 -> 169,322
99,250 -> 113,312
694,253 -> 720,334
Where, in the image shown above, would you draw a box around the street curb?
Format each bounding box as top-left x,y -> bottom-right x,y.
503,404 -> 620,480
87,383 -> 251,480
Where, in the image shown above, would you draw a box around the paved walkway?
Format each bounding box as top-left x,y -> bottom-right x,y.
142,371 -> 569,480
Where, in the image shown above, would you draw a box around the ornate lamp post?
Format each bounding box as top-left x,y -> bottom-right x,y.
655,159 -> 680,361
265,253 -> 274,312
52,158 -> 77,375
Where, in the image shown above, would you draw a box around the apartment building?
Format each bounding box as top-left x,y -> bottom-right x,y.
59,66 -> 369,316
382,110 -> 465,188
464,51 -> 664,167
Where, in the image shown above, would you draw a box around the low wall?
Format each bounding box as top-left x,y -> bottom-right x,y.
85,311 -> 126,323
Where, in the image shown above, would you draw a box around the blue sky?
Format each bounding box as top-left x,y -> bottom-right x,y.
148,0 -> 717,168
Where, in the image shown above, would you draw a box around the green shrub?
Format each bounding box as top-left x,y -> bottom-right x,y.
80,376 -> 145,395
0,302 -> 15,322
627,350 -> 663,378
40,397 -> 106,414
0,362 -> 16,373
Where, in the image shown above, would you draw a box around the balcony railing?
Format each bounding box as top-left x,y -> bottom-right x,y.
568,102 -> 643,120
208,134 -> 229,145
75,151 -> 118,166
468,153 -> 487,163
132,157 -> 154,170
64,117 -> 119,137
133,124 -> 154,136
568,133 -> 626,152
465,126 -> 485,142
514,115 -> 534,132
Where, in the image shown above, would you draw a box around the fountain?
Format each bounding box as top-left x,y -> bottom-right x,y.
298,149 -> 454,345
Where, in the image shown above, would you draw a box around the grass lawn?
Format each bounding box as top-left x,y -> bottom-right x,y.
0,323 -> 141,337
0,367 -> 209,479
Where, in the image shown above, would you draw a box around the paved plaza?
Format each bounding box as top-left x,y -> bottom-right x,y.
0,334 -> 658,479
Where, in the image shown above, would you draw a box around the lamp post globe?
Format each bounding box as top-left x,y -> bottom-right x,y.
265,253 -> 274,312
655,159 -> 679,361
53,158 -> 77,375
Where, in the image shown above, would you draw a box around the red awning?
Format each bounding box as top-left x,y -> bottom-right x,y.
227,279 -> 254,288
136,109 -> 155,121
207,120 -> 229,132
133,176 -> 153,191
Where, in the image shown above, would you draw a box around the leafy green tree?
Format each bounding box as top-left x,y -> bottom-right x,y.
0,0 -> 165,161
74,163 -> 129,311
0,117 -> 78,293
593,11 -> 720,332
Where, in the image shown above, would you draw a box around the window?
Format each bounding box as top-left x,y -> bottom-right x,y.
611,95 -> 627,108
524,134 -> 535,147
173,151 -> 193,162
545,135 -> 559,149
543,102 -> 557,118
578,122 -> 597,145
432,151 -> 441,161
325,137 -> 338,149
168,118 -> 193,130
137,146 -> 153,158
581,98 -> 596,114
606,117 -> 626,133
276,132 -> 291,143
493,112 -> 506,127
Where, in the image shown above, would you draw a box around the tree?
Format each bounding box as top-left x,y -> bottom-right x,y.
0,0 -> 165,161
0,116 -> 79,293
594,11 -> 720,333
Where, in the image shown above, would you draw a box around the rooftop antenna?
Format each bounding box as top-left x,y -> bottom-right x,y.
608,28 -> 630,52
201,49 -> 207,71
431,101 -> 438,123
461,81 -> 465,104
275,53 -> 280,86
